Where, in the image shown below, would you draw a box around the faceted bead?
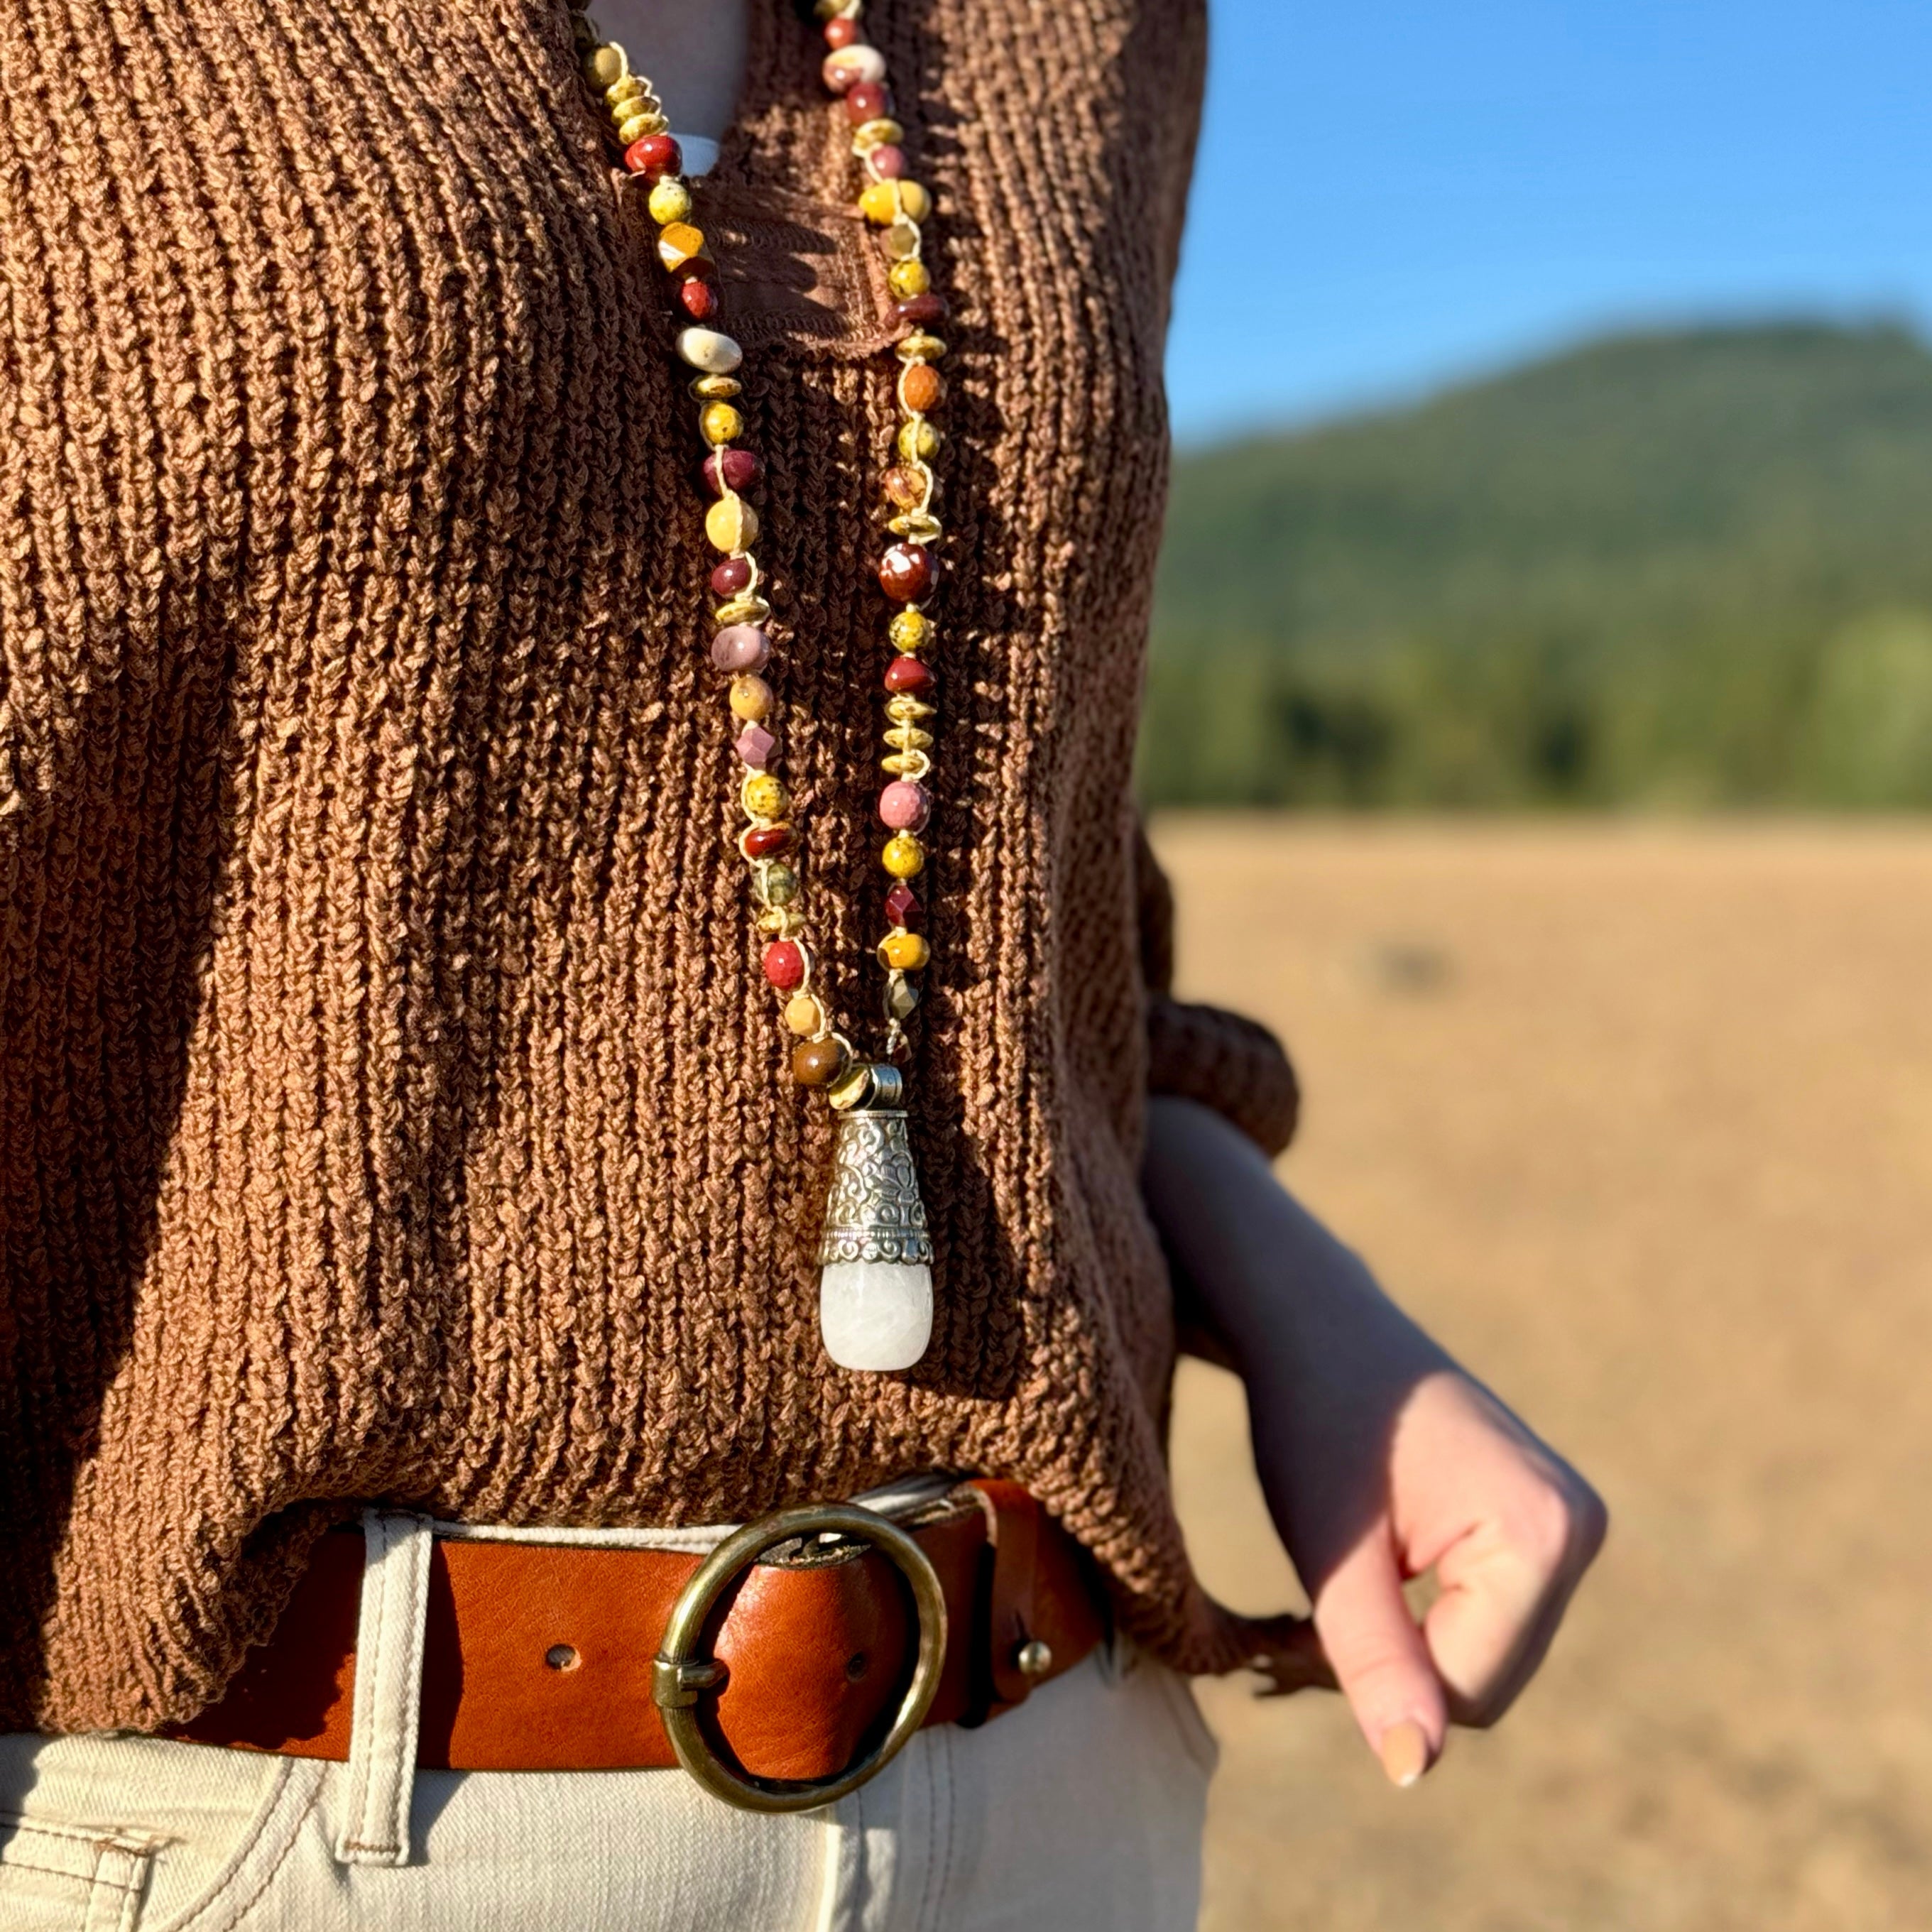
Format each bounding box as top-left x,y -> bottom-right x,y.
656,222 -> 706,270
878,780 -> 931,831
870,145 -> 907,180
893,293 -> 949,328
646,178 -> 692,224
729,674 -> 773,721
783,990 -> 822,1035
676,327 -> 743,375
627,133 -> 682,178
885,974 -> 922,1022
700,402 -> 743,445
763,940 -> 806,990
881,833 -> 924,879
883,881 -> 922,930
677,277 -> 720,322
822,45 -> 886,92
882,464 -> 927,510
823,16 -> 862,48
845,81 -> 893,124
705,496 -> 758,551
878,542 -> 934,601
880,929 -> 929,970
901,364 -> 944,412
743,773 -> 787,819
734,723 -> 776,767
710,625 -> 770,672
761,863 -> 799,906
703,448 -> 762,493
792,1037 -> 846,1086
896,419 -> 942,463
884,655 -> 934,696
889,610 -> 932,652
743,822 -> 792,860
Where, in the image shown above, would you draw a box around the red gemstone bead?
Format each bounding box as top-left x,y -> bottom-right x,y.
883,882 -> 922,932
845,81 -> 893,123
763,940 -> 806,990
893,293 -> 949,327
743,823 -> 792,858
677,277 -> 720,322
711,557 -> 753,596
823,16 -> 861,46
878,542 -> 934,602
702,448 -> 763,493
625,133 -> 682,179
883,655 -> 934,696
869,144 -> 907,180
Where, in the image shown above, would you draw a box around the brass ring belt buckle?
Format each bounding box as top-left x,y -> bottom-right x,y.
651,1501 -> 949,1813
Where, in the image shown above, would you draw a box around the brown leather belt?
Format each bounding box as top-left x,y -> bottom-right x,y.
174,1480 -> 1103,1805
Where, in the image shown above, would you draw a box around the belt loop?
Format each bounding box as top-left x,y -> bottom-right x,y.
966,1479 -> 1044,1711
333,1509 -> 434,1867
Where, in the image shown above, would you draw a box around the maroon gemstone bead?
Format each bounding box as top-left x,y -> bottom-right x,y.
844,81 -> 893,123
878,542 -> 934,603
870,144 -> 907,180
883,655 -> 934,697
702,448 -> 763,494
742,823 -> 792,858
711,557 -> 753,596
677,277 -> 719,322
893,293 -> 949,327
883,882 -> 922,932
625,133 -> 681,180
823,16 -> 861,46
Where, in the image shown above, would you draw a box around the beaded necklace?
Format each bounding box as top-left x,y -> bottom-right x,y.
570,1 -> 947,1372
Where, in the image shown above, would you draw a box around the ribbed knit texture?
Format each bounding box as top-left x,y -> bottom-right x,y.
0,0 -> 1294,1732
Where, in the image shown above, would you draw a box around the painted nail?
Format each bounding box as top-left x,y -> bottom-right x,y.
1378,1718 -> 1430,1789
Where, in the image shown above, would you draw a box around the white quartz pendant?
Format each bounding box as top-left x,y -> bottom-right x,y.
817,1089 -> 934,1373
820,1261 -> 934,1371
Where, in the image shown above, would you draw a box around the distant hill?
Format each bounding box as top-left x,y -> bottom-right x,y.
1140,323 -> 1932,807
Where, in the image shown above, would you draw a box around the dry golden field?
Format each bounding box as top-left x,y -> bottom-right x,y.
1155,818 -> 1932,1932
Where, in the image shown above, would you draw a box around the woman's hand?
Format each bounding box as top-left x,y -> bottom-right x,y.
1144,1097 -> 1608,1786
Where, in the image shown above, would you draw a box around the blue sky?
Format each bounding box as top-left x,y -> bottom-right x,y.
1167,0 -> 1932,444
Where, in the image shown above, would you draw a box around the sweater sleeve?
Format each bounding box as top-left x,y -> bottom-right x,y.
1134,823 -> 1301,1159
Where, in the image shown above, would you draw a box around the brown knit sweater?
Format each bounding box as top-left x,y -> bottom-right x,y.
0,0 -> 1299,1732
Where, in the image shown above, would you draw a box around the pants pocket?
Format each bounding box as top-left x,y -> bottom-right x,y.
0,1813 -> 158,1932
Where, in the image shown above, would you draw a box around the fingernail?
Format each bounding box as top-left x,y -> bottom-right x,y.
1377,1718 -> 1430,1789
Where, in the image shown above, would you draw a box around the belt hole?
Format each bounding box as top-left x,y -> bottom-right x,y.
845,1651 -> 868,1681
545,1644 -> 581,1672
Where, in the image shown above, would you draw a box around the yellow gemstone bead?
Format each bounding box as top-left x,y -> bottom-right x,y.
700,403 -> 744,446
890,610 -> 931,653
897,332 -> 947,362
728,674 -> 773,721
880,930 -> 929,970
744,773 -> 788,819
881,833 -> 925,879
648,179 -> 692,225
880,219 -> 922,261
861,180 -> 932,227
617,109 -> 667,145
897,419 -> 942,462
657,222 -> 706,271
887,259 -> 932,299
852,118 -> 905,152
705,496 -> 758,551
606,74 -> 646,107
784,992 -> 824,1036
585,45 -> 626,87
690,374 -> 741,400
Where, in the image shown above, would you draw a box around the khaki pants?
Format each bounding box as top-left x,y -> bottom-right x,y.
0,1518 -> 1216,1931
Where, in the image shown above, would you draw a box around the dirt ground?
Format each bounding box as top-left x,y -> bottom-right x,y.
1153,818 -> 1932,1932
